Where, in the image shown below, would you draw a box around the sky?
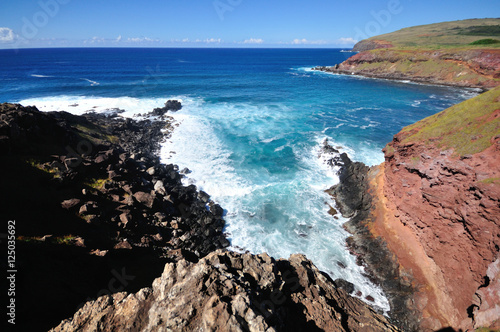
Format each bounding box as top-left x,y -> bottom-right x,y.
0,0 -> 498,49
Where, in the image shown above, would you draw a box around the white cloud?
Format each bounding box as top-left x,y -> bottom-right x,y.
194,38 -> 221,44
243,38 -> 263,44
0,27 -> 15,43
81,36 -> 159,45
292,38 -> 307,44
336,37 -> 358,45
126,37 -> 159,43
204,38 -> 221,43
291,38 -> 328,45
84,36 -> 105,44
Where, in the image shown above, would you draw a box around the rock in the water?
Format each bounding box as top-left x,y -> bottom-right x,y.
334,278 -> 355,294
151,99 -> 182,116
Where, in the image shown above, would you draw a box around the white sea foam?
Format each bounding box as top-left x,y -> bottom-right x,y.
18,95 -> 173,118
31,74 -> 54,78
30,74 -> 101,86
293,66 -> 315,72
458,87 -> 481,100
161,99 -> 390,312
161,109 -> 252,198
80,78 -> 100,86
313,69 -> 484,98
295,136 -> 389,311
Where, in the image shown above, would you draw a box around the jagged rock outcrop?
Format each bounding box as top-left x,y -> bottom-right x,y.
0,103 -> 229,257
325,150 -> 371,221
149,99 -> 183,117
52,250 -> 400,332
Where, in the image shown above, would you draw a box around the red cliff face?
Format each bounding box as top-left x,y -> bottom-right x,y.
380,130 -> 500,330
330,88 -> 500,331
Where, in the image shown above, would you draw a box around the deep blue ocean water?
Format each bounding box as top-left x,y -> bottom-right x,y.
0,48 -> 478,311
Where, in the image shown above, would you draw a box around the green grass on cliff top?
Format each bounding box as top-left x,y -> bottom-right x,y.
363,18 -> 500,49
400,86 -> 500,156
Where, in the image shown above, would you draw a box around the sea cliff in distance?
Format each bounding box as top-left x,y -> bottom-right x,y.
319,18 -> 500,331
315,18 -> 500,90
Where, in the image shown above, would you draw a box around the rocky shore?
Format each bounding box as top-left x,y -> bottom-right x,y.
322,141 -> 420,331
1,103 -> 400,331
1,102 -> 229,331
313,23 -> 500,329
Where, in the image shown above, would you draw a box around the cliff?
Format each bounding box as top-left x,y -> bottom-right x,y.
315,19 -> 500,90
333,87 -> 500,331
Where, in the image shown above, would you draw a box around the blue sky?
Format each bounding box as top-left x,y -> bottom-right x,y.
0,0 -> 498,48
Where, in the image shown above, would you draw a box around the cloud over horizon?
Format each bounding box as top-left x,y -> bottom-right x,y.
0,27 -> 15,43
291,38 -> 328,45
243,38 -> 264,44
127,37 -> 159,43
336,37 -> 358,45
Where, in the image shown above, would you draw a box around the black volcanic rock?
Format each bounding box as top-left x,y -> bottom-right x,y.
0,103 -> 226,331
325,149 -> 371,221
151,99 -> 182,116
322,140 -> 419,331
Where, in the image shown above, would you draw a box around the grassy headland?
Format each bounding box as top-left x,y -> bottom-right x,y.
354,18 -> 500,50
316,18 -> 500,90
398,86 -> 500,156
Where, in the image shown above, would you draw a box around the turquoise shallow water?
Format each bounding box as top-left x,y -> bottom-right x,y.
0,47 -> 478,311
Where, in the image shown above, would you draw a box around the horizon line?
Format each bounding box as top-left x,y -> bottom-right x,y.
0,46 -> 355,51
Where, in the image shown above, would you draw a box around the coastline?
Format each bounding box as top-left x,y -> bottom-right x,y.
323,142 -> 419,331
2,102 -> 401,331
312,66 -> 487,93
312,46 -> 500,92
2,42 -> 497,330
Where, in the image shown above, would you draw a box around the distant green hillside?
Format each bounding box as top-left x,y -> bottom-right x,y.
357,18 -> 500,49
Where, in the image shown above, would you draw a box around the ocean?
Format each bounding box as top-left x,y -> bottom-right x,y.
0,47 -> 478,312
